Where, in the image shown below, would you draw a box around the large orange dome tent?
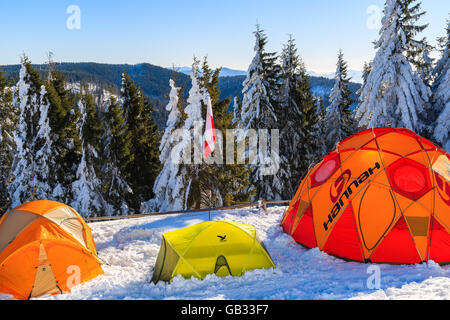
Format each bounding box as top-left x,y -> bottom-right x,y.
0,200 -> 104,299
281,128 -> 450,264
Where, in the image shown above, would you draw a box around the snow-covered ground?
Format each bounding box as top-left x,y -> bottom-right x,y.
2,206 -> 449,300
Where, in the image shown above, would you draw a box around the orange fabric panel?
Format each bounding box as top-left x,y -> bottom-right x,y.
339,150 -> 357,167
361,139 -> 378,150
406,151 -> 433,169
0,243 -> 40,300
0,218 -> 48,263
42,240 -> 104,293
83,224 -> 99,256
338,130 -> 374,152
356,184 -> 398,258
376,150 -> 402,170
310,180 -> 337,248
376,132 -> 423,157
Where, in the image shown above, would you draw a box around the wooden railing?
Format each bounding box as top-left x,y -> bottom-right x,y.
85,199 -> 290,223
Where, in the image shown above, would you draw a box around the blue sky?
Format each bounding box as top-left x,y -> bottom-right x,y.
1,0 -> 448,73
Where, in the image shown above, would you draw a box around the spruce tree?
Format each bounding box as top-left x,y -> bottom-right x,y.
357,61 -> 373,100
121,73 -> 161,212
231,95 -> 242,126
296,73 -> 324,170
181,58 -> 206,209
101,94 -> 134,215
399,0 -> 435,132
199,57 -> 252,207
325,50 -> 355,152
143,79 -> 187,212
432,19 -> 450,151
9,58 -> 55,208
238,25 -> 282,201
278,36 -> 321,199
71,87 -> 105,217
399,0 -> 432,74
44,70 -> 81,202
314,97 -> 328,160
33,86 -> 55,199
239,25 -> 280,133
0,68 -> 16,213
355,0 -> 431,132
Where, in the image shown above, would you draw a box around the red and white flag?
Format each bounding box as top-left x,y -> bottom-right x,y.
203,94 -> 216,160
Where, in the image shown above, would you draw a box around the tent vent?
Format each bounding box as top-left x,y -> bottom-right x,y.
214,255 -> 232,276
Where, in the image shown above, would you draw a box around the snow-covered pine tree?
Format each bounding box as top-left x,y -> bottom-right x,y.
314,96 -> 328,160
357,61 -> 373,99
399,0 -> 433,75
101,94 -> 134,216
71,88 -> 106,217
190,59 -> 223,208
432,19 -> 449,152
182,58 -> 207,209
9,58 -> 55,208
354,0 -> 431,132
0,68 -> 16,213
121,73 -> 161,212
9,61 -> 34,208
295,71 -> 325,179
143,79 -> 186,212
238,25 -> 282,201
199,57 -> 252,207
277,35 -> 320,199
33,86 -> 55,199
325,50 -> 355,152
238,25 -> 280,134
417,49 -> 434,86
231,95 -> 241,126
45,70 -> 81,203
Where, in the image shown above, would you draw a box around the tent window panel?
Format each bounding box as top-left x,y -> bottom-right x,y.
44,208 -> 87,248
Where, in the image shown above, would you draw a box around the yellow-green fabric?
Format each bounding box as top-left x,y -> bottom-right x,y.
152,221 -> 276,283
152,237 -> 180,283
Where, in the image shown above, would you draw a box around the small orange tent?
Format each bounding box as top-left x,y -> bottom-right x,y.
0,200 -> 103,299
281,128 -> 450,264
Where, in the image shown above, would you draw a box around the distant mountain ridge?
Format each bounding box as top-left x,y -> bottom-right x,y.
307,70 -> 364,84
1,62 -> 361,127
173,66 -> 248,77
175,66 -> 364,83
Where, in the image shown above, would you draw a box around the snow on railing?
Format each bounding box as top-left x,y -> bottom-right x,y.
85,199 -> 290,223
